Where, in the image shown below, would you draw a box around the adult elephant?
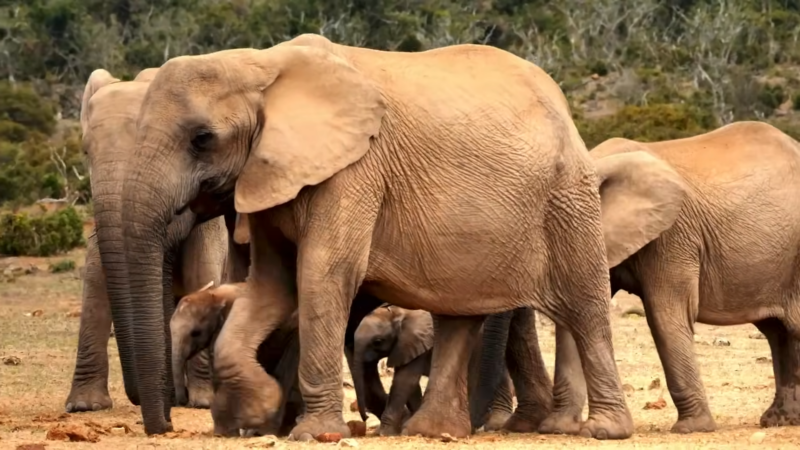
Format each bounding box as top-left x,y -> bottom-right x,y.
66,68 -> 235,414
121,34 -> 633,439
478,121 -> 800,435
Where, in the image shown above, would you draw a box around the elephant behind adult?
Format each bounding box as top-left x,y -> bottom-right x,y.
120,34 -> 635,439
65,68 -> 233,414
478,121 -> 800,435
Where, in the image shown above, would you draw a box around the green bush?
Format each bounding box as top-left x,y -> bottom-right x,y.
0,206 -> 85,257
577,103 -> 718,149
758,84 -> 786,111
49,259 -> 76,273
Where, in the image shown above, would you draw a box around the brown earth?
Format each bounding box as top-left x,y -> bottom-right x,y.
1,249 -> 799,449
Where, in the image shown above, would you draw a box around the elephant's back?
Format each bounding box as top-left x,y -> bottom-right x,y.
642,121 -> 800,188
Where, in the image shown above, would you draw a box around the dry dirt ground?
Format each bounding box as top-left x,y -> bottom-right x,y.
2,249 -> 800,449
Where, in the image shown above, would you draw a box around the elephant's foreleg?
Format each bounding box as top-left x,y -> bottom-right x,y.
499,307 -> 556,433
184,349 -> 213,408
755,318 -> 800,427
537,324 -> 586,434
380,357 -> 426,436
66,234 -> 114,413
643,278 -> 716,434
403,315 -> 485,438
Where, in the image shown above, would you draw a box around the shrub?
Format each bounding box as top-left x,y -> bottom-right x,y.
49,259 -> 76,273
577,103 -> 718,149
0,206 -> 85,257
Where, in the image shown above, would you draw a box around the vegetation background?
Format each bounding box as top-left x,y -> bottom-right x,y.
2,0 -> 800,255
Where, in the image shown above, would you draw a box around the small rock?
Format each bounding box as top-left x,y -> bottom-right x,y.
349,400 -> 359,412
365,416 -> 380,428
749,332 -> 766,340
756,356 -> 772,364
622,384 -> 635,394
648,378 -> 661,390
2,356 -> 21,366
591,73 -> 600,80
25,309 -> 44,317
643,397 -> 667,410
45,424 -> 99,443
245,435 -> 278,448
109,427 -> 126,436
315,433 -> 343,443
66,309 -> 81,318
749,431 -> 766,444
440,433 -> 458,443
342,381 -> 354,389
338,438 -> 359,447
713,337 -> 731,347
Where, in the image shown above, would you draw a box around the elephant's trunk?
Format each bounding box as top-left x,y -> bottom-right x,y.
121,141 -> 195,434
170,331 -> 190,407
92,192 -> 139,405
352,343 -> 370,422
470,310 -> 514,429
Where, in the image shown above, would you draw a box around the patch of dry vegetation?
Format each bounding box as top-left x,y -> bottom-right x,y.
1,263 -> 799,448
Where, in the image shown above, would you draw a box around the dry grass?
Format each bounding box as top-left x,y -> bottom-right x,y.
1,252 -> 800,449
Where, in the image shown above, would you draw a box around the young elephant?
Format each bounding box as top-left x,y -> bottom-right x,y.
171,281 -> 303,436
353,304 -> 515,436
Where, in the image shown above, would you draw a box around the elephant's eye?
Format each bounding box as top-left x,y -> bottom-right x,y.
190,329 -> 202,338
191,129 -> 215,151
373,338 -> 383,346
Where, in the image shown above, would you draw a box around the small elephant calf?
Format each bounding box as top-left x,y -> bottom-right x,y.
170,281 -> 303,436
353,304 -> 514,436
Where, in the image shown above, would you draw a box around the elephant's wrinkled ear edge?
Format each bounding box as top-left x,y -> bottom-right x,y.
234,45 -> 386,214
80,69 -> 120,135
387,310 -> 434,368
596,150 -> 688,268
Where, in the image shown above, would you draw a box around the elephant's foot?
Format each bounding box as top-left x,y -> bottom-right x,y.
187,382 -> 214,409
484,410 -> 512,432
402,405 -> 472,438
760,389 -> 800,427
211,365 -> 282,435
536,410 -> 582,435
65,382 -> 113,413
577,409 -> 634,440
671,412 -> 717,434
288,412 -> 351,441
379,422 -> 403,436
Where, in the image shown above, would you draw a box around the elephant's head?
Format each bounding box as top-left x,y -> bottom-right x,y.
120,34 -> 386,433
352,305 -> 433,421
170,281 -> 244,406
80,68 -> 182,406
473,139 -> 689,429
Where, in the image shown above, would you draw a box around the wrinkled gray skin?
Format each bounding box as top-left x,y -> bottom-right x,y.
353,304 -> 516,436
66,68 -> 236,414
481,121 -> 800,435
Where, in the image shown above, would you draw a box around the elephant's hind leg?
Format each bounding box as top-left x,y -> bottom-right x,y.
403,315 -> 485,438
756,318 -> 800,427
642,275 -> 716,434
66,235 -> 114,413
535,323 -> 585,435
502,307 -> 556,433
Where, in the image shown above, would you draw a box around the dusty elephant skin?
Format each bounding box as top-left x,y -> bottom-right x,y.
487,121 -> 800,435
352,305 -> 515,436
66,69 -> 236,416
121,34 -> 632,439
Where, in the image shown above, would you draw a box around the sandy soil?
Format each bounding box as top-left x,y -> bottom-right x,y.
1,250 -> 800,449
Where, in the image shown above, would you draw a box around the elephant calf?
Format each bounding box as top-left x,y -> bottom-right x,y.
171,281 -> 303,436
353,304 -> 515,436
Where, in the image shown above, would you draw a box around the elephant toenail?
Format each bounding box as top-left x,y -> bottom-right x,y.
578,428 -> 593,439
596,429 -> 608,440
299,433 -> 314,442
76,401 -> 88,411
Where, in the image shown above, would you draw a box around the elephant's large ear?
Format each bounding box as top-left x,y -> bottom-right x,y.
595,151 -> 688,267
387,309 -> 434,368
234,45 -> 386,213
80,69 -> 119,134
233,213 -> 250,245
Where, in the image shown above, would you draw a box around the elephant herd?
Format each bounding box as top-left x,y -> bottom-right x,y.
62,33 -> 800,442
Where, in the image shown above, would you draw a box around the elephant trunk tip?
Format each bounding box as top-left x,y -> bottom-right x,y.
359,411 -> 368,422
